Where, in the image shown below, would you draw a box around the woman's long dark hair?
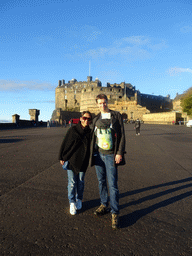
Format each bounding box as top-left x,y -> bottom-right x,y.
81,111 -> 92,120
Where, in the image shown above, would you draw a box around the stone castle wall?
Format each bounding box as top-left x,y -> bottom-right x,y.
55,76 -> 172,121
109,100 -> 150,120
80,86 -> 125,113
60,111 -> 81,124
142,112 -> 183,125
55,76 -> 102,111
172,97 -> 182,113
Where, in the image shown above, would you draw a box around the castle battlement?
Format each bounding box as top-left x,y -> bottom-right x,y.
55,76 -> 173,121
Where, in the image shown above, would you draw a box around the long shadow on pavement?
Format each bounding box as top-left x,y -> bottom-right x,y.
119,177 -> 192,228
0,139 -> 24,143
120,190 -> 192,228
80,198 -> 101,212
76,177 -> 192,226
119,177 -> 192,198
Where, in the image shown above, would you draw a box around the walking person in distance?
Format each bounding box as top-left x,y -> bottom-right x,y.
135,118 -> 141,135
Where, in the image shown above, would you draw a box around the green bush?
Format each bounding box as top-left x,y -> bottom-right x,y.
181,87 -> 192,116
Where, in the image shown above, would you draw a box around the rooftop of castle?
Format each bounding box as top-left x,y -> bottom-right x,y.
57,76 -> 136,91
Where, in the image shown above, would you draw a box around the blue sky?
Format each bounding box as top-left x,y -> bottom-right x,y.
0,0 -> 192,122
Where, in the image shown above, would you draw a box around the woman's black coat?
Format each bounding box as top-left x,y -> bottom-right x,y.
58,122 -> 91,175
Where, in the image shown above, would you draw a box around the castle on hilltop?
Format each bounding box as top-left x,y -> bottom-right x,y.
54,76 -> 172,122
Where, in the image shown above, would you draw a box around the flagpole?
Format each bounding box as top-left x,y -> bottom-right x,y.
89,61 -> 91,76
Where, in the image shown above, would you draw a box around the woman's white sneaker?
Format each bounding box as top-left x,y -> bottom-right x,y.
70,203 -> 77,215
76,199 -> 82,210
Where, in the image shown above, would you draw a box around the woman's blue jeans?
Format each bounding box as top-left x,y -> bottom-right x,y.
63,163 -> 85,204
94,152 -> 119,214
67,169 -> 85,204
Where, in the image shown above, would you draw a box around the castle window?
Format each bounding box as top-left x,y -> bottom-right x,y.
84,89 -> 86,92
131,112 -> 133,119
119,96 -> 122,99
65,95 -> 67,99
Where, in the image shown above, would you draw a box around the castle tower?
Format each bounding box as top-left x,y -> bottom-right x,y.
87,76 -> 92,82
29,109 -> 40,122
12,114 -> 20,124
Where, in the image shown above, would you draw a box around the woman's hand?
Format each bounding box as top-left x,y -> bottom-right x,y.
60,160 -> 65,165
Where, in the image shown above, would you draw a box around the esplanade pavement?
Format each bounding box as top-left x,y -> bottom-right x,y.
0,124 -> 192,255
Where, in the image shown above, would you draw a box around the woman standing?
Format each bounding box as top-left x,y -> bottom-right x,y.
58,111 -> 92,215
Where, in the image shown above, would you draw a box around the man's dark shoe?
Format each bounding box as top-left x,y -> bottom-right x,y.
112,213 -> 119,229
94,204 -> 108,216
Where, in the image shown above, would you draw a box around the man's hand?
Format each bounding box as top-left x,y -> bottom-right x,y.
60,160 -> 65,165
115,154 -> 122,164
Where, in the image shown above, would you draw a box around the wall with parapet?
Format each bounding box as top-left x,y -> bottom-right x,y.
80,86 -> 125,113
142,112 -> 183,125
109,100 -> 150,120
0,120 -> 46,130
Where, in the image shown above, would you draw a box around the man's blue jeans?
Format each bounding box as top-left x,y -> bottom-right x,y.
94,152 -> 119,214
63,163 -> 85,204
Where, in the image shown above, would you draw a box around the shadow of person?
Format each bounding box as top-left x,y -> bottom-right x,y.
0,139 -> 23,144
120,190 -> 192,228
119,183 -> 192,211
119,177 -> 192,199
79,198 -> 101,213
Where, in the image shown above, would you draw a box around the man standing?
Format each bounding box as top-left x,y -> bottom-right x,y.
135,118 -> 141,135
90,94 -> 125,229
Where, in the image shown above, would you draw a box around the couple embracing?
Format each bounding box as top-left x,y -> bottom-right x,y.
58,94 -> 125,229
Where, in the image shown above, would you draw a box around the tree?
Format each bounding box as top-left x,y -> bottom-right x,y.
181,87 -> 192,116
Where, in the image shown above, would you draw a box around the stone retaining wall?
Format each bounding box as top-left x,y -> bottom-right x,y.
143,112 -> 183,125
0,120 -> 46,130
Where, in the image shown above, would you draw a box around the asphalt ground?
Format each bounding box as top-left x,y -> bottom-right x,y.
0,124 -> 192,256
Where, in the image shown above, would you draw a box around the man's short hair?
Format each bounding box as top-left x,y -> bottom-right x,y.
96,94 -> 108,103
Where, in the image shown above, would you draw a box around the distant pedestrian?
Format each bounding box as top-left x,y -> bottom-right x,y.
47,120 -> 50,129
59,111 -> 92,215
135,118 -> 141,135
